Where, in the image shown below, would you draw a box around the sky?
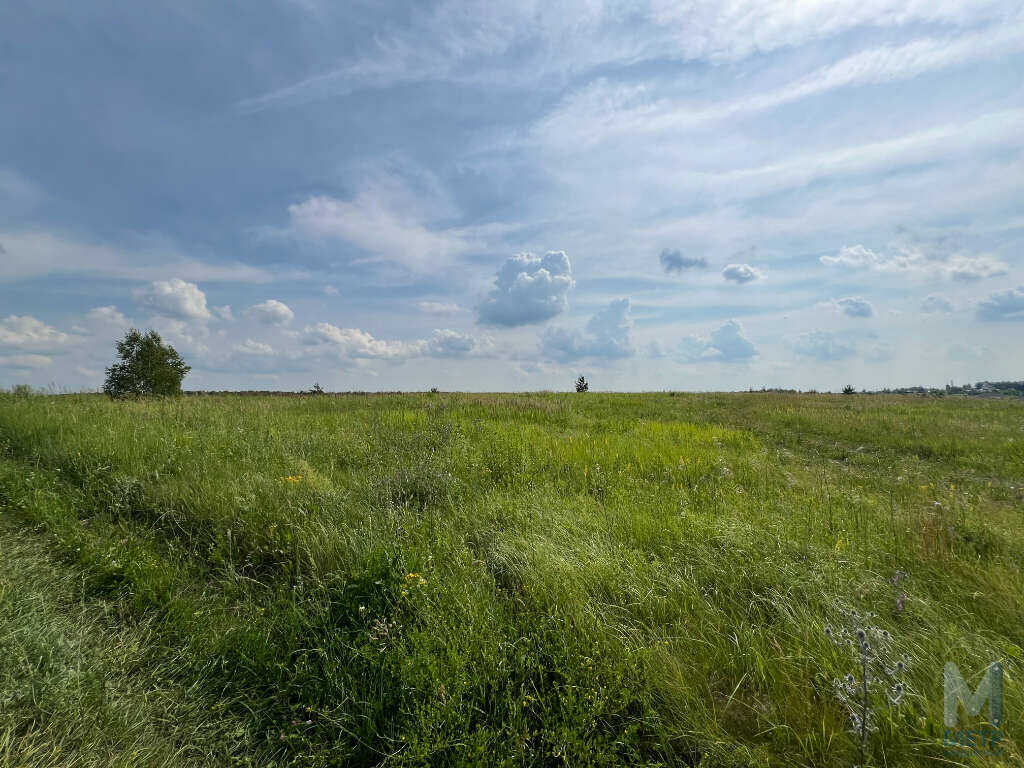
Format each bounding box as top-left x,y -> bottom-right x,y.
1,0 -> 1022,392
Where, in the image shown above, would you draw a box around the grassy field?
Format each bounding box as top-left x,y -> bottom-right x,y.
0,391 -> 1021,767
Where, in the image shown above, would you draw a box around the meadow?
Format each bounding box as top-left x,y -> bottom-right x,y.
0,391 -> 1021,767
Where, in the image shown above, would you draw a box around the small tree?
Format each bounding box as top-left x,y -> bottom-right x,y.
575,375 -> 589,393
842,384 -> 856,395
103,329 -> 190,398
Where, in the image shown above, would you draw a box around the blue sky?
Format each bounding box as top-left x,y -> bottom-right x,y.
2,0 -> 1022,391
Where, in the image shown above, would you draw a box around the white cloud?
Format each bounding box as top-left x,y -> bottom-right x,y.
823,243 -> 1009,281
478,251 -> 575,327
425,329 -> 490,358
976,286 -> 1024,321
239,0 -> 1014,111
324,285 -> 340,296
303,322 -> 422,361
133,278 -> 211,321
538,21 -> 1024,148
822,244 -> 888,269
233,339 -> 275,356
416,301 -> 463,315
0,353 -> 53,369
301,322 -> 489,363
646,0 -> 1012,63
833,296 -> 874,318
944,253 -> 1010,282
537,108 -> 1024,237
0,315 -> 69,351
213,305 -> 234,321
288,193 -> 468,271
84,306 -> 131,328
0,230 -> 282,284
542,298 -> 635,361
247,299 -> 294,326
792,331 -> 856,361
921,294 -> 954,314
678,319 -> 756,362
722,263 -> 763,284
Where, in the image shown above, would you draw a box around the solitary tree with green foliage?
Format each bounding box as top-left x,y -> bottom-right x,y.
575,375 -> 589,393
103,329 -> 190,398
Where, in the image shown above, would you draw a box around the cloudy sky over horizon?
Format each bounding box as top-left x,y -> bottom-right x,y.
2,0 -> 1022,391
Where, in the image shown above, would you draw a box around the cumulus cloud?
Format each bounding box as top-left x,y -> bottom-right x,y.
677,319 -> 756,362
304,322 -> 416,360
213,305 -> 234,322
133,278 -> 211,321
975,286 -> 1024,321
84,306 -> 131,328
301,323 -> 488,363
233,339 -> 275,356
478,251 -> 574,327
823,244 -> 1008,281
416,301 -> 462,315
542,298 -> 634,361
823,244 -> 885,269
833,296 -> 874,318
721,263 -> 763,284
424,329 -> 489,358
0,315 -> 69,350
792,331 -> 856,361
247,299 -> 294,326
921,294 -> 954,314
660,249 -> 708,273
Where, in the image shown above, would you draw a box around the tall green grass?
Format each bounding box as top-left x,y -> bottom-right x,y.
0,392 -> 1021,766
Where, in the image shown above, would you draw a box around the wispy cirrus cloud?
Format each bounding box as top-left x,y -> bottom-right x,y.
535,18 -> 1024,149
239,0 -> 1017,112
0,231 -> 287,285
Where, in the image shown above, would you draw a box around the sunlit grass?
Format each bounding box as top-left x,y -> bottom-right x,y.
0,392 -> 1021,766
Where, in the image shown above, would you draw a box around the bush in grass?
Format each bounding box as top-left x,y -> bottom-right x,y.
102,329 -> 190,398
575,376 -> 589,393
842,384 -> 856,395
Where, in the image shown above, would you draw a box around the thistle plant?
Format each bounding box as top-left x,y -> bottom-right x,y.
825,609 -> 909,766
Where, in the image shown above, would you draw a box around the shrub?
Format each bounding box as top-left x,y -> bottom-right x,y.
575,376 -> 589,393
309,382 -> 326,395
102,329 -> 190,398
842,384 -> 856,395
